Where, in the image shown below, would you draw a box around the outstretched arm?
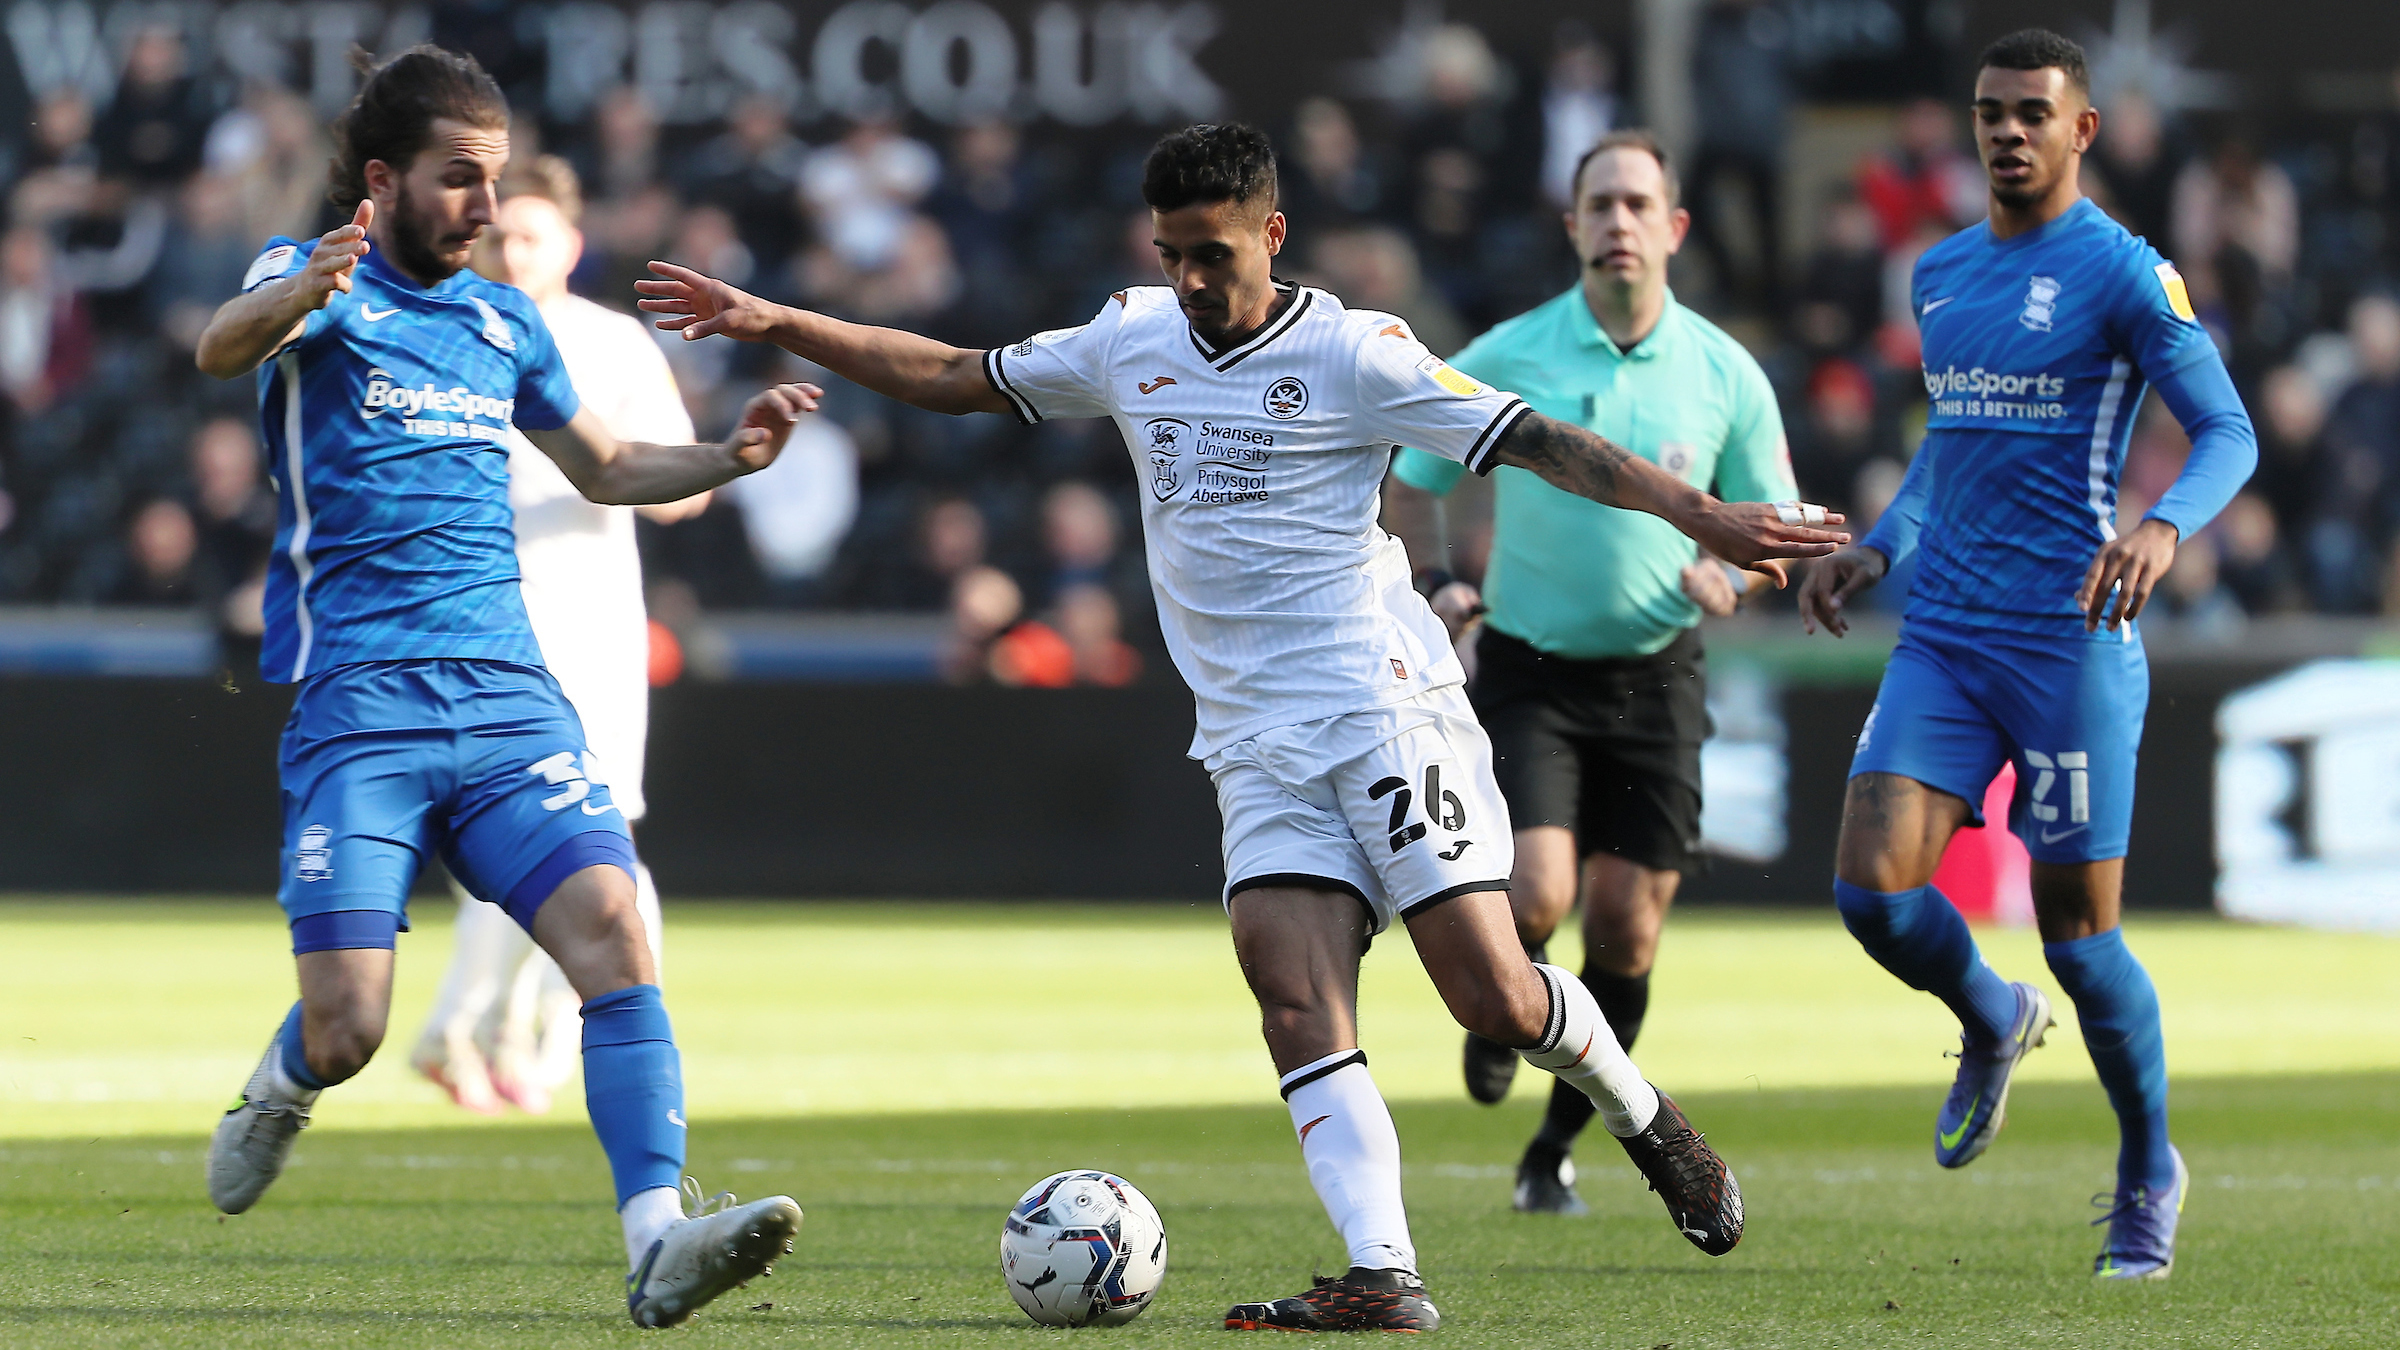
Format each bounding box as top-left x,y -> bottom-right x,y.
195,202 -> 374,379
1487,411 -> 1847,580
522,383 -> 820,506
636,261 -> 1009,416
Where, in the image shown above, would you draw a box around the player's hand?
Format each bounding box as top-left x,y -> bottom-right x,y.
1429,580 -> 1485,644
723,382 -> 823,473
1680,559 -> 1745,617
1797,544 -> 1890,637
638,261 -> 781,342
2077,517 -> 2178,632
298,200 -> 373,310
1681,498 -> 1848,586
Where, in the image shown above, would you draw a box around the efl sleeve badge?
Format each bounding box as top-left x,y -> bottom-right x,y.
2154,261 -> 2197,322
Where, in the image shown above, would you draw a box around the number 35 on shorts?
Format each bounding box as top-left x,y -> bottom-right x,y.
1369,764 -> 1469,855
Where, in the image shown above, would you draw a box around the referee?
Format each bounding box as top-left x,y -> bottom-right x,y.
1391,130 -> 1795,1215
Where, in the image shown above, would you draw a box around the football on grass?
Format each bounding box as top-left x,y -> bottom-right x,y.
1000,1170 -> 1167,1326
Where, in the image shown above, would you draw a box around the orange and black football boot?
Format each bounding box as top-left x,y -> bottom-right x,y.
1224,1267 -> 1439,1332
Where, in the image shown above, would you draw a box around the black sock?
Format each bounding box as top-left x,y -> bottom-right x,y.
1530,968 -> 1651,1151
1588,969 -> 1650,1052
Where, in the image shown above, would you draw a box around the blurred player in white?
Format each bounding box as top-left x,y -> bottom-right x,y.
409,156 -> 703,1115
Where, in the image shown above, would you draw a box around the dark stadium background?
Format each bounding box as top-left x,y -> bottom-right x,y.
0,0 -> 2394,907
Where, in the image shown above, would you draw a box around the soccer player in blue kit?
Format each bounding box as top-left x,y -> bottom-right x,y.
194,47 -> 815,1327
1798,30 -> 2256,1280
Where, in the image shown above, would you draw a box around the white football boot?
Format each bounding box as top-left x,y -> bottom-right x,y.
207,1038 -> 315,1214
626,1180 -> 804,1328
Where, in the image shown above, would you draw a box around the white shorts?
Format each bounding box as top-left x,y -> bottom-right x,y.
1205,684 -> 1515,934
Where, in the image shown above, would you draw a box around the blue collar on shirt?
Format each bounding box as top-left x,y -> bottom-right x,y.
1974,196 -> 2101,252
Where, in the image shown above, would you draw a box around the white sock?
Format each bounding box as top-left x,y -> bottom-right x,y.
1280,1050 -> 1416,1275
1521,963 -> 1660,1137
260,1048 -> 320,1108
621,1184 -> 684,1269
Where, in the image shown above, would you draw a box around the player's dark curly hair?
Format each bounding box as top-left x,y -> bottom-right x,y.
1141,123 -> 1279,217
328,44 -> 508,211
1979,28 -> 2089,96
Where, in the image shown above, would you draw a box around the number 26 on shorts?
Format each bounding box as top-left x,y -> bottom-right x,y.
1368,765 -> 1468,854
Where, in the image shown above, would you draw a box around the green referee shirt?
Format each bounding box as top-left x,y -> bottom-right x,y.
1393,286 -> 1794,660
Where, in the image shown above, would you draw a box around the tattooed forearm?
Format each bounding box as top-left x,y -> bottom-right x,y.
1488,412 -> 1635,507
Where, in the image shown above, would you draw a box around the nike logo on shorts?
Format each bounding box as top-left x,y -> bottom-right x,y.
2039,824 -> 2089,844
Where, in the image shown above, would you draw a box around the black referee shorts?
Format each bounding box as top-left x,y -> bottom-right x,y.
1471,625 -> 1711,874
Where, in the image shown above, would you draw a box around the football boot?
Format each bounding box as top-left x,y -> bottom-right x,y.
1614,1089 -> 1743,1255
1935,982 -> 2054,1169
627,1181 -> 804,1328
207,1038 -> 313,1215
2093,1147 -> 2188,1281
1462,1031 -> 1519,1105
1512,1140 -> 1589,1216
1224,1267 -> 1439,1333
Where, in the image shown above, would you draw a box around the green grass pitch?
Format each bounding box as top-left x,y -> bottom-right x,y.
4,899 -> 2399,1347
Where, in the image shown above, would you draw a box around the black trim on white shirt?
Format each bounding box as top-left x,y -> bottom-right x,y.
1187,286 -> 1315,373
1463,400 -> 1533,476
983,347 -> 1040,425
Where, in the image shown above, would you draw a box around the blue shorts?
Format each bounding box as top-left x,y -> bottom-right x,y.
1849,618 -> 2147,865
278,660 -> 635,951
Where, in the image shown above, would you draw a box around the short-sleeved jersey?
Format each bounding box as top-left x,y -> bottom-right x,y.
1393,288 -> 1794,660
245,238 -> 582,682
986,284 -> 1531,755
1865,199 -> 2219,638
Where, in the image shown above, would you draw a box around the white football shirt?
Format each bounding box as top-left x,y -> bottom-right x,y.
506,292 -> 696,820
987,284 -> 1530,755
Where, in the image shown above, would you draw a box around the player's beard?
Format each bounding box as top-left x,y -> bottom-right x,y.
385,181 -> 472,283
1990,178 -> 2042,211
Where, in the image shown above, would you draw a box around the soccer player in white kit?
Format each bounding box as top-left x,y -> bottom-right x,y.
409,156 -> 702,1115
640,124 -> 1848,1332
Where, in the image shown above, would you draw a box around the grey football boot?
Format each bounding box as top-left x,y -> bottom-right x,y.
207,1034 -> 315,1214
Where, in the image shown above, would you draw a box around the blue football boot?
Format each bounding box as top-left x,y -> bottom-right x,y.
1934,982 -> 2054,1169
2093,1147 -> 2188,1281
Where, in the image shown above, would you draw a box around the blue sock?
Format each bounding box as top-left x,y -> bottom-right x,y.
274,1001 -> 334,1091
1833,880 -> 2019,1045
2044,929 -> 2172,1194
581,984 -> 687,1208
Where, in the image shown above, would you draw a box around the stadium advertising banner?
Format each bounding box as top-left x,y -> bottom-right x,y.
2215,661 -> 2400,934
0,0 -> 1638,128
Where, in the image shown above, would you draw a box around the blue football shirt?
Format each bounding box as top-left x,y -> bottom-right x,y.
1863,198 -> 2223,639
244,238 -> 581,681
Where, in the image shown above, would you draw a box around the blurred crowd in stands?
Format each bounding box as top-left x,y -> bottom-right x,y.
3,7 -> 2400,686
